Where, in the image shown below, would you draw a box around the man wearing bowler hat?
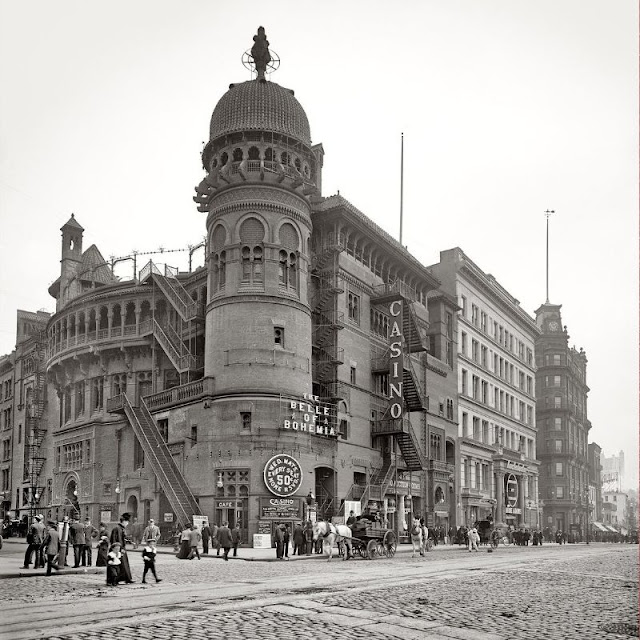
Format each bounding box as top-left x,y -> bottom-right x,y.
109,512 -> 134,583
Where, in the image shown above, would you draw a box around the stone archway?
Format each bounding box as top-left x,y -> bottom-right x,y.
126,495 -> 138,521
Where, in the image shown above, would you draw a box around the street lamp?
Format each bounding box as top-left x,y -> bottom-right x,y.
584,487 -> 590,545
305,491 -> 314,522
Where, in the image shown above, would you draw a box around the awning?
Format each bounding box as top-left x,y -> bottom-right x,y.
591,522 -> 608,532
605,525 -> 618,533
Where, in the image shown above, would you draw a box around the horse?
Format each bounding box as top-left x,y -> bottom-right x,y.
409,518 -> 424,558
312,521 -> 354,561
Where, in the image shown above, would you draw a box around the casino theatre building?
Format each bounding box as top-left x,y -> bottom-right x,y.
5,29 -> 540,543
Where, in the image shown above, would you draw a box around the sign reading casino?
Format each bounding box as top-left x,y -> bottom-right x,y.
263,453 -> 303,497
389,299 -> 404,419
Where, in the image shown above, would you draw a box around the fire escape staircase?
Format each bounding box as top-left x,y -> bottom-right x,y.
108,393 -> 202,528
311,243 -> 345,402
359,462 -> 395,511
138,261 -> 203,376
26,336 -> 47,511
139,260 -> 203,323
373,417 -> 427,472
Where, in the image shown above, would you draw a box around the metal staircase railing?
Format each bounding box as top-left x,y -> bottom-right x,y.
139,260 -> 201,322
27,335 -> 47,518
107,393 -> 201,528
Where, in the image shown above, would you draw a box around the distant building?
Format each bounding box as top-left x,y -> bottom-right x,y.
602,450 -> 625,491
535,303 -> 591,539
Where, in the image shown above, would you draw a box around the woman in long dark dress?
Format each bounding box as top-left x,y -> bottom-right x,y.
109,514 -> 134,582
96,535 -> 109,566
176,525 -> 191,559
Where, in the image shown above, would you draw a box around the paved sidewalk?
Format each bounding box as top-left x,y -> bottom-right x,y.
0,535 -> 462,577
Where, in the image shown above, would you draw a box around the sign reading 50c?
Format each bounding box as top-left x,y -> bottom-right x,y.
263,454 -> 303,497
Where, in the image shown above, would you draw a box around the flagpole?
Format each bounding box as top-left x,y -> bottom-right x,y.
399,133 -> 404,244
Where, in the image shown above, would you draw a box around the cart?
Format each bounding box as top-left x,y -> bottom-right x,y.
348,520 -> 397,560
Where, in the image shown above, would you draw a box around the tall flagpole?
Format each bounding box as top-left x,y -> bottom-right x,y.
399,133 -> 404,244
545,209 -> 554,303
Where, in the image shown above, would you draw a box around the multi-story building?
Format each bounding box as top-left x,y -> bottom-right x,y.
587,441 -> 603,525
0,351 -> 15,520
429,248 -> 540,532
0,28 -> 462,542
602,490 -> 627,531
535,302 -> 591,539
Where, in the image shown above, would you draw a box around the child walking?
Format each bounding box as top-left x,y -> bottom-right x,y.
107,542 -> 121,586
141,538 -> 162,583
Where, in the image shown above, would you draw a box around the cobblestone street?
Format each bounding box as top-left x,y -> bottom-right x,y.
1,543 -> 637,639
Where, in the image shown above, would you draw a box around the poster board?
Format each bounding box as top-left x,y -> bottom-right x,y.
253,533 -> 272,549
192,515 -> 209,530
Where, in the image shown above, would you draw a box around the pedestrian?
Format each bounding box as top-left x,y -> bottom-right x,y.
109,513 -> 135,583
468,526 -> 479,552
292,522 -> 304,555
70,517 -> 87,567
83,518 -> 98,566
274,524 -> 285,559
283,524 -> 291,559
59,515 -> 71,566
188,524 -> 201,560
232,523 -> 241,557
96,535 -> 109,566
216,521 -> 233,561
176,524 -> 191,559
304,520 -> 314,555
42,520 -> 61,576
141,538 -> 162,583
129,517 -> 144,549
211,522 -> 220,555
107,543 -> 122,586
141,518 -> 161,545
201,522 -> 212,554
22,514 -> 45,569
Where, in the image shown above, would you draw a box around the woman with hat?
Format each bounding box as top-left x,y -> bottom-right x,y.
109,513 -> 134,583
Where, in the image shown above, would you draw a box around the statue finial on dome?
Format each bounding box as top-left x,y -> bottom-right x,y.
251,26 -> 271,81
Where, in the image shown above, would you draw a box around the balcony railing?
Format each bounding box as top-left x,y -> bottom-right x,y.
144,378 -> 215,411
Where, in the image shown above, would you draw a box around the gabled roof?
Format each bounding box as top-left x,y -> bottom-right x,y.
77,244 -> 117,285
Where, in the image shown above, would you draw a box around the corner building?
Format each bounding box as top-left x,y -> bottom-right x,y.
430,249 -> 540,532
12,30 -> 460,543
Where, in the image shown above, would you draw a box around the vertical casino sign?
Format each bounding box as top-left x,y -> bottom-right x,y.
263,454 -> 303,497
389,298 -> 404,419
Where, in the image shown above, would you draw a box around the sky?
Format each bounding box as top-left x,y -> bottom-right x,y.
1,1 -> 637,488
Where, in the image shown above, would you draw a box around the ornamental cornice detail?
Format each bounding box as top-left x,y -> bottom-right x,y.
210,186 -> 310,216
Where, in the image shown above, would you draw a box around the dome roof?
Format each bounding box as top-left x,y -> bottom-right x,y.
209,80 -> 311,146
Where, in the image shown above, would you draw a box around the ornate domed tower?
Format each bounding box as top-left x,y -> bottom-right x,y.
195,28 -> 323,436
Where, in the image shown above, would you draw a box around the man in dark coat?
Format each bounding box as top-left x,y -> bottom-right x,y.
292,523 -> 304,555
110,513 -> 134,583
82,518 -> 98,566
22,514 -> 45,569
200,522 -> 212,554
216,521 -> 233,561
69,517 -> 86,567
42,521 -> 61,576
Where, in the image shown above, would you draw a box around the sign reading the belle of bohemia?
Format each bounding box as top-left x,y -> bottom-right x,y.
282,393 -> 337,437
263,454 -> 303,497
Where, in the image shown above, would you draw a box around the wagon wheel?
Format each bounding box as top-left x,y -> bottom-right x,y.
366,539 -> 378,560
357,542 -> 368,559
383,530 -> 397,557
376,541 -> 385,557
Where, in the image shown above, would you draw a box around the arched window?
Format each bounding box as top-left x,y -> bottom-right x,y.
264,148 -> 274,162
248,146 -> 260,160
233,148 -> 243,162
220,152 -> 228,166
212,251 -> 226,291
278,250 -> 298,293
280,151 -> 290,166
241,246 -> 263,285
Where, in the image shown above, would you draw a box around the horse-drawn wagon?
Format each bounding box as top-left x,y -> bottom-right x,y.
348,519 -> 397,560
313,519 -> 397,561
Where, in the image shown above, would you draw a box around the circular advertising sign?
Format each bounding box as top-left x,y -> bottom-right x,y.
263,454 -> 303,497
505,473 -> 519,507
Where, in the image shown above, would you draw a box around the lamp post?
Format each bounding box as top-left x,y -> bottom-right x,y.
305,491 -> 314,522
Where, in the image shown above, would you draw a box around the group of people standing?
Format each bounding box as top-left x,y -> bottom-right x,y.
22,514 -> 100,573
175,520 -> 240,561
